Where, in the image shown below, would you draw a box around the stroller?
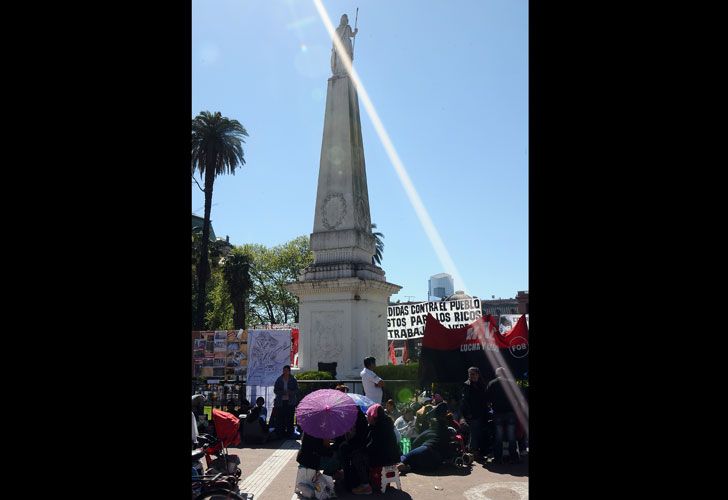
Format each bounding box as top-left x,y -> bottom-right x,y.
445,426 -> 474,467
199,409 -> 243,477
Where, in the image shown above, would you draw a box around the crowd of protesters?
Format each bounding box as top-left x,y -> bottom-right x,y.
193,357 -> 527,496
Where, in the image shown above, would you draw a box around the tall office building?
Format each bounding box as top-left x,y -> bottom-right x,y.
428,273 -> 454,301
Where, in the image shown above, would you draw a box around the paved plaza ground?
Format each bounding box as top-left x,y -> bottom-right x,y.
216,437 -> 528,500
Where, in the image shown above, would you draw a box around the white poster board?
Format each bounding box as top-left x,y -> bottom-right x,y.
498,314 -> 529,334
245,329 -> 291,408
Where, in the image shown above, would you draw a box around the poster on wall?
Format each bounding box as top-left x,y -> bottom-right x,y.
236,329 -> 247,342
193,329 -> 251,379
245,329 -> 292,404
498,314 -> 529,335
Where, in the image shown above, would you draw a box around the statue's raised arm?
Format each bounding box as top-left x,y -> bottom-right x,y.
331,14 -> 358,77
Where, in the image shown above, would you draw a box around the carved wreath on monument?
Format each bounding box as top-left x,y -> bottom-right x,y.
322,192 -> 347,230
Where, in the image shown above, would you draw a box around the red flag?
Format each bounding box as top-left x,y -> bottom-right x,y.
389,341 -> 397,365
402,341 -> 409,364
291,328 -> 299,367
418,313 -> 528,383
504,314 -> 529,346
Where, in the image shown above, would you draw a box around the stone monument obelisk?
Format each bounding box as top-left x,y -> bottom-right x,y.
286,14 -> 401,378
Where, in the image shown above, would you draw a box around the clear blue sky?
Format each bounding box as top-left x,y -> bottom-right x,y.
192,0 -> 528,302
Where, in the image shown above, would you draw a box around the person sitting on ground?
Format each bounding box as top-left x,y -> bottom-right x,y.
385,399 -> 401,422
238,397 -> 252,415
225,399 -> 238,416
364,404 -> 402,493
394,407 -> 417,440
246,397 -> 269,431
397,402 -> 452,473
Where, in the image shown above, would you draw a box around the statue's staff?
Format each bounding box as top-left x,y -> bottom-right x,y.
352,7 -> 359,54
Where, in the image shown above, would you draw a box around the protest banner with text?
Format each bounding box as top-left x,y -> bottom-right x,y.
387,298 -> 482,340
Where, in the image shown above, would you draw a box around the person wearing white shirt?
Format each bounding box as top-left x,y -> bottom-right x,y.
360,356 -> 384,404
394,408 -> 417,439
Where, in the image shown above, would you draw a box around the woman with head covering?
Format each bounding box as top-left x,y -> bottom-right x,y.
397,402 -> 452,473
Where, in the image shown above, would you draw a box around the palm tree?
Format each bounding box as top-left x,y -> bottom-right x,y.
222,250 -> 252,330
191,111 -> 248,329
371,223 -> 384,265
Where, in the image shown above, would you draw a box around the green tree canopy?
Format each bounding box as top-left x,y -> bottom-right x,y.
240,235 -> 313,325
195,235 -> 314,330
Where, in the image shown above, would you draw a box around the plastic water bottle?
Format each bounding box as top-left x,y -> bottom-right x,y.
400,437 -> 411,454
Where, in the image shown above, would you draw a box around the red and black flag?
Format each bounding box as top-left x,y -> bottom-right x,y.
418,313 -> 529,385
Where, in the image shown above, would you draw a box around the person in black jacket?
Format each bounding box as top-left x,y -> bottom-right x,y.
296,432 -> 339,475
273,365 -> 299,438
335,409 -> 371,495
365,404 -> 401,467
363,404 -> 401,494
460,366 -> 488,457
486,366 -> 524,464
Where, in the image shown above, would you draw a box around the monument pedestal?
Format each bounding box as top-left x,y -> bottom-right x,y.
286,42 -> 401,380
287,277 -> 401,378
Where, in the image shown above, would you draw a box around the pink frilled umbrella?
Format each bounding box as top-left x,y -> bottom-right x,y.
295,389 -> 359,439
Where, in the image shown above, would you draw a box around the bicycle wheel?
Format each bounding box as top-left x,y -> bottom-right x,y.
194,488 -> 246,500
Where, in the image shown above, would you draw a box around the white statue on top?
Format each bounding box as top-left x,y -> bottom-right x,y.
331,14 -> 358,77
